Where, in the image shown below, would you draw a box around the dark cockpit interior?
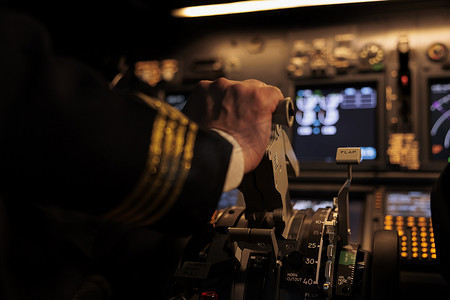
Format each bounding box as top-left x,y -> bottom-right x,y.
2,0 -> 450,299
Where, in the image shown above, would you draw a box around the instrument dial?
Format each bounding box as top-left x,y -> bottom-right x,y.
427,42 -> 448,62
359,43 -> 384,71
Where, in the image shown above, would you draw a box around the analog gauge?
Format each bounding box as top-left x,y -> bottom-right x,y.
427,42 -> 448,62
359,43 -> 384,71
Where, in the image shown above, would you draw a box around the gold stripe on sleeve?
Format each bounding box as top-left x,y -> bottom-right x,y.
137,122 -> 197,226
103,92 -> 197,226
103,113 -> 167,221
125,119 -> 177,223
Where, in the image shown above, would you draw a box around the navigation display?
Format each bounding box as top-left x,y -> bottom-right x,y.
429,78 -> 450,162
293,82 -> 378,163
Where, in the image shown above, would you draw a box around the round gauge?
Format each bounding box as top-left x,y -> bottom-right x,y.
359,43 -> 384,70
427,42 -> 448,62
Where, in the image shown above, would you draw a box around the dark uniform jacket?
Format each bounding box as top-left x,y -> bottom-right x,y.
0,11 -> 232,300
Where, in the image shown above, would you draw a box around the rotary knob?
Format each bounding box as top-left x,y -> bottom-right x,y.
427,42 -> 448,62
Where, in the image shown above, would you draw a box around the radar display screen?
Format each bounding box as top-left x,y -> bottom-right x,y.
293,82 -> 378,163
429,78 -> 450,162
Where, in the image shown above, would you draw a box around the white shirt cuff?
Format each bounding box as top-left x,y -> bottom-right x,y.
211,129 -> 245,192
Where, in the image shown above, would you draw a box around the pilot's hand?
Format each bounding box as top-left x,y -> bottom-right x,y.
182,77 -> 284,173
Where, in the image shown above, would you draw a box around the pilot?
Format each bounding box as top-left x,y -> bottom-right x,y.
0,9 -> 284,300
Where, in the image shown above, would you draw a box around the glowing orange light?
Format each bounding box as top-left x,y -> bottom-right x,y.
432,144 -> 443,154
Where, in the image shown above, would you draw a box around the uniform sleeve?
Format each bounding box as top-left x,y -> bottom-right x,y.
0,11 -> 232,236
101,92 -> 234,234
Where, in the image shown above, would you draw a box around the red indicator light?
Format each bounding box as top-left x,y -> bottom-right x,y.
432,144 -> 443,155
401,75 -> 409,86
201,291 -> 218,300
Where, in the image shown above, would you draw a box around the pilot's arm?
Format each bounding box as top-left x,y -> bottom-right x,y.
0,11 -> 283,236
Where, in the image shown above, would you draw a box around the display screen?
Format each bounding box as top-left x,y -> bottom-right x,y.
429,78 -> 450,162
385,191 -> 431,218
165,92 -> 190,110
293,82 -> 378,163
217,189 -> 241,209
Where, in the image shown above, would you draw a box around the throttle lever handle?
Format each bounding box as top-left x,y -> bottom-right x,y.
272,97 -> 294,127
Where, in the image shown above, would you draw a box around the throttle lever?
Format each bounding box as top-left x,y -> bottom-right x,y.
238,97 -> 299,237
272,97 -> 295,127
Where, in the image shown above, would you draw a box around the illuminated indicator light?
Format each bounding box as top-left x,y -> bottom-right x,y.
384,225 -> 393,230
401,247 -> 407,252
396,216 -> 404,221
418,222 -> 427,227
412,253 -> 419,258
384,220 -> 393,225
407,222 -> 415,227
201,291 -> 218,300
402,236 -> 407,241
431,243 -> 436,248
412,227 -> 418,232
431,248 -> 436,254
422,253 -> 429,259
430,238 -> 435,243
418,217 -> 426,222
422,248 -> 428,253
395,221 -> 404,226
422,238 -> 427,243
420,232 -> 427,237
421,242 -> 428,248
412,242 -> 418,247
407,216 -> 415,221
429,227 -> 433,232
401,242 -> 407,247
430,233 -> 434,237
412,237 -> 418,242
412,232 -> 417,237
432,144 -> 444,155
420,227 -> 427,232
397,230 -> 404,236
385,215 -> 393,220
412,247 -> 418,252
401,252 -> 408,258
401,75 -> 409,86
432,254 -> 437,259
